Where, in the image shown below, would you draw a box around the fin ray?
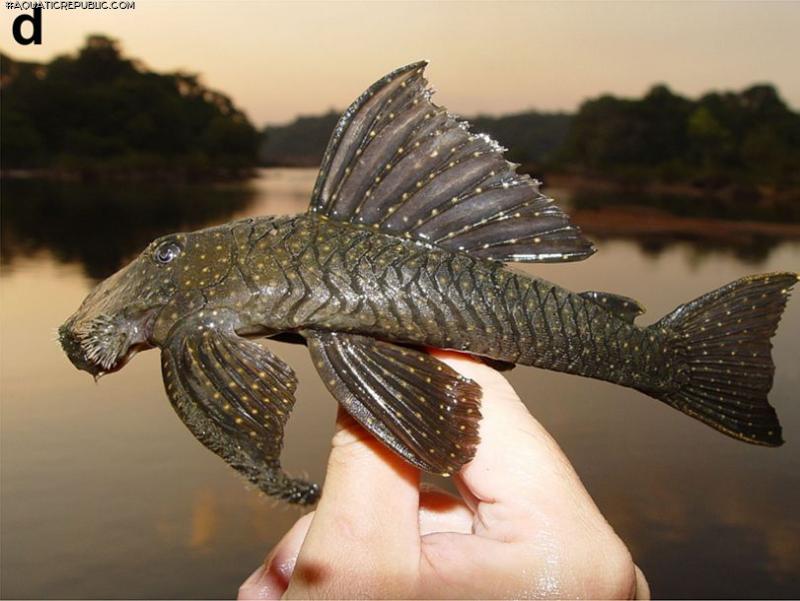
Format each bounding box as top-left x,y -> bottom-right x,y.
306,331 -> 481,475
309,62 -> 595,263
161,325 -> 318,504
646,272 -> 797,446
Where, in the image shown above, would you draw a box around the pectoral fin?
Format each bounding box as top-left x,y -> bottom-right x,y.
306,331 -> 482,476
161,323 -> 318,504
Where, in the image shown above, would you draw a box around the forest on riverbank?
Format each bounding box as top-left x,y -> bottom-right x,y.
260,80 -> 800,221
1,36 -> 259,181
2,35 -> 798,221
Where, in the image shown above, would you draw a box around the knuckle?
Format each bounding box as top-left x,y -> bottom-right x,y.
325,440 -> 369,477
327,427 -> 386,472
292,558 -> 334,588
330,424 -> 369,449
329,411 -> 379,452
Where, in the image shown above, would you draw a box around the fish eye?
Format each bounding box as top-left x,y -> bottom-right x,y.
154,241 -> 181,264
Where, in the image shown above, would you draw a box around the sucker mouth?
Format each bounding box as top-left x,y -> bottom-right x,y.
60,309 -> 158,378
92,341 -> 152,380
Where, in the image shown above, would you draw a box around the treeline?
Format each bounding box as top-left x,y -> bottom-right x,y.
259,110 -> 572,167
470,112 -> 571,166
259,84 -> 800,195
562,84 -> 800,189
260,112 -> 340,166
1,36 -> 259,180
3,35 -> 798,199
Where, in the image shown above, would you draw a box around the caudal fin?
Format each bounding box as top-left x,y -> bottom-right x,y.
649,272 -> 797,446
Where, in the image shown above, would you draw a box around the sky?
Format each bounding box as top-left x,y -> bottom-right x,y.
1,1 -> 799,127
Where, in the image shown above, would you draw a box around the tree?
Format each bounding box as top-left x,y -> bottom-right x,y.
560,83 -> 799,187
1,36 -> 259,177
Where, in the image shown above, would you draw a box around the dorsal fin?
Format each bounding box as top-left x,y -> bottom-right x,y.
308,62 -> 595,264
580,291 -> 645,323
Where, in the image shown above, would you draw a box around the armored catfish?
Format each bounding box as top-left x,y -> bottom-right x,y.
60,62 -> 798,505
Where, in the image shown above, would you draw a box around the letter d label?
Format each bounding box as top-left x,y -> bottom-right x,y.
12,7 -> 42,45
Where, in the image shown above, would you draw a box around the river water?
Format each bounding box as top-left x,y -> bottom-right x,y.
1,169 -> 798,598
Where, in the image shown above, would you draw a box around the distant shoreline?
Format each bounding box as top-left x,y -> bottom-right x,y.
0,166 -> 256,183
541,172 -> 800,241
3,166 -> 799,244
542,171 -> 796,203
2,165 -> 793,201
570,206 -> 800,242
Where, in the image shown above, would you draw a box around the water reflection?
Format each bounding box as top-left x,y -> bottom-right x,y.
595,232 -> 781,265
3,172 -> 796,286
558,187 -> 800,265
592,462 -> 800,596
188,488 -> 219,552
1,178 -> 256,279
567,185 -> 798,224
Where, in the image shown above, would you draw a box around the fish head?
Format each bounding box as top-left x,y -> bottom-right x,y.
60,224 -> 236,377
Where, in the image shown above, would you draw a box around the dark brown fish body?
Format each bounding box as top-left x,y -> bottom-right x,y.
234,214 -> 673,392
60,62 -> 797,505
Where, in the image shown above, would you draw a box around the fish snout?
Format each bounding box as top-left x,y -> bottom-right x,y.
59,320 -> 105,376
58,310 -> 155,377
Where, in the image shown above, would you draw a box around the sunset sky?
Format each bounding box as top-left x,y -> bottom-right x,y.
1,1 -> 798,127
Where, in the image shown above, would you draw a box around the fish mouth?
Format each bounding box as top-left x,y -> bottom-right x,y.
59,309 -> 158,378
90,340 -> 152,379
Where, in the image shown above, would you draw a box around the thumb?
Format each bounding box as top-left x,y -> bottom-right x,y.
237,512 -> 314,600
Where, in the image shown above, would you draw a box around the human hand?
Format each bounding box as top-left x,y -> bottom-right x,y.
238,351 -> 649,599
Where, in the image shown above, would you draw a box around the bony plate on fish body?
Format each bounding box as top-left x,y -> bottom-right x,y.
60,62 -> 798,505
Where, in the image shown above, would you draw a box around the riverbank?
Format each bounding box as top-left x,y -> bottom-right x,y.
540,171 -> 800,223
0,166 -> 257,183
570,205 -> 800,242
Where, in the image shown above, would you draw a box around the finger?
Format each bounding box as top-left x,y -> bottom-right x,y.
237,512 -> 314,600
418,484 -> 473,536
429,351 -> 609,540
294,407 -> 421,573
634,564 -> 651,600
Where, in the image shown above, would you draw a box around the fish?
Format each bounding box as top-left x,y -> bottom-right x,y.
60,62 -> 798,505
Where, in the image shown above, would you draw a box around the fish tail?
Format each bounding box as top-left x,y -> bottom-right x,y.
646,272 -> 797,446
